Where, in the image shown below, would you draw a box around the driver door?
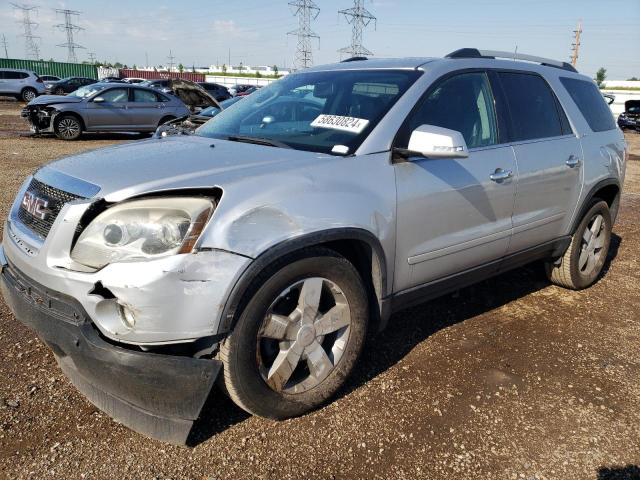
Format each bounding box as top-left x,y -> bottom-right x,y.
85,87 -> 132,130
393,71 -> 516,292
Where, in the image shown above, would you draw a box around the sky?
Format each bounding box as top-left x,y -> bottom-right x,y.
1,0 -> 639,79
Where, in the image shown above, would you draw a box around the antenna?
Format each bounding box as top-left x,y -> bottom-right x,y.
11,3 -> 41,60
570,20 -> 582,67
55,9 -> 84,63
167,49 -> 175,72
1,34 -> 8,59
288,0 -> 320,70
338,0 -> 377,58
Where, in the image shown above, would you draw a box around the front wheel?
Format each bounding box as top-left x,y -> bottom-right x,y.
546,200 -> 612,290
54,114 -> 82,140
220,248 -> 368,419
21,87 -> 37,102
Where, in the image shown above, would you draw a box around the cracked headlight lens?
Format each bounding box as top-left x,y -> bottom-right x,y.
71,197 -> 214,269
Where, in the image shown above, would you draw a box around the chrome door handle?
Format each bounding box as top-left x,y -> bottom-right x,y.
566,155 -> 581,168
490,168 -> 513,182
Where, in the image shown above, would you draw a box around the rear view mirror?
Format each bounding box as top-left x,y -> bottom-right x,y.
93,96 -> 105,103
402,124 -> 469,159
313,82 -> 335,99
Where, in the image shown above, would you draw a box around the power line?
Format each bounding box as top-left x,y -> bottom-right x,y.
55,9 -> 84,63
11,3 -> 41,60
1,34 -> 8,59
570,19 -> 582,67
287,0 -> 320,70
338,0 -> 377,58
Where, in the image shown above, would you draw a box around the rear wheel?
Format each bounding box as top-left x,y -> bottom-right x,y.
546,200 -> 612,290
55,87 -> 65,95
21,87 -> 37,102
54,114 -> 82,140
220,248 -> 368,419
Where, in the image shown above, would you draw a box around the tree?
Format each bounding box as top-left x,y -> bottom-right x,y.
238,62 -> 244,72
132,64 -> 137,70
272,65 -> 279,76
221,64 -> 227,74
595,67 -> 607,88
191,65 -> 196,73
178,63 -> 184,73
628,76 -> 639,81
255,71 -> 262,78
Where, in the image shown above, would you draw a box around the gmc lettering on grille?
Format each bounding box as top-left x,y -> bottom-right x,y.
21,191 -> 49,220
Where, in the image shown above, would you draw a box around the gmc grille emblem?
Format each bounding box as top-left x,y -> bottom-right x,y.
21,191 -> 50,220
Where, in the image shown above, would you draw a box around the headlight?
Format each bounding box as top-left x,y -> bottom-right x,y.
71,197 -> 214,269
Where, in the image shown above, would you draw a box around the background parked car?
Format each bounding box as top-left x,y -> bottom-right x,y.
228,84 -> 255,96
0,68 -> 45,102
236,85 -> 262,97
618,100 -> 640,132
45,77 -> 97,95
100,76 -> 126,83
39,75 -> 60,82
124,78 -> 146,84
22,83 -> 190,140
156,96 -> 244,136
197,82 -> 232,101
140,79 -> 172,94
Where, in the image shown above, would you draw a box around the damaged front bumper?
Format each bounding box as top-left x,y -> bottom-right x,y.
0,250 -> 221,444
21,105 -> 55,133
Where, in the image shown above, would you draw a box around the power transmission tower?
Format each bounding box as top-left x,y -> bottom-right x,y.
570,20 -> 582,67
338,0 -> 376,58
55,9 -> 84,63
88,51 -> 96,64
167,49 -> 175,72
1,34 -> 8,58
11,3 -> 41,59
288,0 -> 320,70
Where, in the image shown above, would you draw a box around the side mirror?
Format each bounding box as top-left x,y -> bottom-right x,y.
260,115 -> 275,128
93,96 -> 105,103
400,125 -> 469,160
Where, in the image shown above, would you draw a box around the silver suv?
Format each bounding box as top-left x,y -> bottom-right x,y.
0,49 -> 627,444
0,68 -> 45,102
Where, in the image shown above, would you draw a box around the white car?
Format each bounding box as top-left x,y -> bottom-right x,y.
0,68 -> 46,102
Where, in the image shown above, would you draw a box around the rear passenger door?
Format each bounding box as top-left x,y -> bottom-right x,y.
130,88 -> 165,129
494,71 -> 583,253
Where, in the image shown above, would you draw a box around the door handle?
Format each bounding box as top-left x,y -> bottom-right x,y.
489,168 -> 513,182
566,155 -> 581,168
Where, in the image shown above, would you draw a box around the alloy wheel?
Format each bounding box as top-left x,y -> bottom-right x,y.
579,213 -> 606,275
57,118 -> 80,139
257,277 -> 351,395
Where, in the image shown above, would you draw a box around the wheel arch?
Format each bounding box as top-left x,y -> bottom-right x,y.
216,228 -> 390,335
54,110 -> 86,132
571,178 -> 621,234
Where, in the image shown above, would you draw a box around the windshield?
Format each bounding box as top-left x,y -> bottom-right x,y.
68,84 -> 106,98
196,69 -> 421,154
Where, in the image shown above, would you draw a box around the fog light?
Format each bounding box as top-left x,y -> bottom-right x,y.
118,304 -> 136,328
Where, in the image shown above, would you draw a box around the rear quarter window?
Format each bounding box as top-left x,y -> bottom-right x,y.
560,77 -> 616,132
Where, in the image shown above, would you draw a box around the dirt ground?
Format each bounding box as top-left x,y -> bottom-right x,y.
0,98 -> 639,480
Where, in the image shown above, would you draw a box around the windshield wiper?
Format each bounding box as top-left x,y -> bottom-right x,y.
226,135 -> 292,149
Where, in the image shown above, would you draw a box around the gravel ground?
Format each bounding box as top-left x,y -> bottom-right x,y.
0,99 -> 639,480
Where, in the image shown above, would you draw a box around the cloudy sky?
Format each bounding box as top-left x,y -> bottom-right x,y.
1,0 -> 639,78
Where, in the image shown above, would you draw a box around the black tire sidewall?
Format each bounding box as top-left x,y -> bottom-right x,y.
568,200 -> 612,289
225,251 -> 368,419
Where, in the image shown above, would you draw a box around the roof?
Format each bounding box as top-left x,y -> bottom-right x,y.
305,57 -> 437,72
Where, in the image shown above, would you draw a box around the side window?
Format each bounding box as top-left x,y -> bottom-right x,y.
4,71 -> 21,80
100,88 -> 129,102
559,77 -> 616,132
19,72 -> 29,79
133,89 -> 159,102
402,71 -> 498,149
498,72 -> 564,141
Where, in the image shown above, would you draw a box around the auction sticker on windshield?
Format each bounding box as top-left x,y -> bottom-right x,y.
310,115 -> 370,134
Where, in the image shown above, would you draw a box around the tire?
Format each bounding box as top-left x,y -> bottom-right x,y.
158,116 -> 176,126
55,87 -> 65,95
220,247 -> 369,419
54,114 -> 82,141
546,200 -> 612,290
21,87 -> 37,103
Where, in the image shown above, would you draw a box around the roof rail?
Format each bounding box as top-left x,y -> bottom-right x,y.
341,56 -> 368,63
445,48 -> 577,73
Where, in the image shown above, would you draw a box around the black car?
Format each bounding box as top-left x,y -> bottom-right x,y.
197,82 -> 231,101
39,75 -> 60,82
45,77 -> 97,95
618,100 -> 640,132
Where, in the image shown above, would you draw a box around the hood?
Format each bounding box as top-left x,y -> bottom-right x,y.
624,100 -> 640,115
168,79 -> 220,110
27,95 -> 83,106
38,135 -> 326,202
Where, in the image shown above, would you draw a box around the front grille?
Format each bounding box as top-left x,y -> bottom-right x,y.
16,178 -> 85,240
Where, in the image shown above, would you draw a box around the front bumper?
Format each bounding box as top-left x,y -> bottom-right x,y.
0,252 -> 221,444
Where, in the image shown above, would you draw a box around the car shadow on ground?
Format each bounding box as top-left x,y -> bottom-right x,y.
21,132 -> 151,141
187,233 -> 622,446
597,465 -> 640,480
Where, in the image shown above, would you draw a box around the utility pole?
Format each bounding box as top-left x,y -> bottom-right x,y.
145,51 -> 149,69
1,34 -> 8,58
167,49 -> 175,72
570,20 -> 582,68
11,3 -> 41,60
55,9 -> 84,63
338,0 -> 377,58
288,0 -> 320,70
